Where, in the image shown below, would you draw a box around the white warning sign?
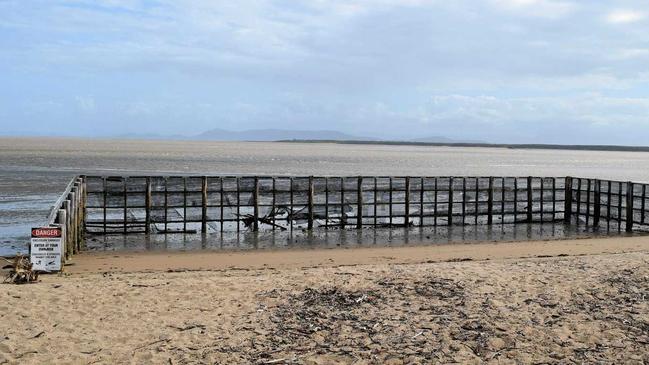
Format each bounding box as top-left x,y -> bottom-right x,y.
30,227 -> 63,271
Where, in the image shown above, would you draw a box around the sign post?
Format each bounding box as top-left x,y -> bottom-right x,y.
30,227 -> 63,272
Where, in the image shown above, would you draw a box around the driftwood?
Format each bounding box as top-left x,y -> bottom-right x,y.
237,207 -> 289,231
3,255 -> 39,284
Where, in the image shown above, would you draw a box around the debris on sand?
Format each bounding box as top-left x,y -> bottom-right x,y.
3,255 -> 39,284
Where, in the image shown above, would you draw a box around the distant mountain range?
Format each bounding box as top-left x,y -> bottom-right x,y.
116,128 -> 480,143
194,128 -> 369,141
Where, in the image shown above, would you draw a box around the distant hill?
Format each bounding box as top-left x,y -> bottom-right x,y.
410,136 -> 486,144
114,128 -> 481,143
194,128 -> 369,141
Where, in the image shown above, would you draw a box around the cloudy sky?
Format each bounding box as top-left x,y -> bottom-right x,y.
1,0 -> 648,144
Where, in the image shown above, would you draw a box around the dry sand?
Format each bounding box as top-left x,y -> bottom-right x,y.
2,236 -> 649,364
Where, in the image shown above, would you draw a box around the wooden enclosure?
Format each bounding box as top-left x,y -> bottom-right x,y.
76,175 -> 649,235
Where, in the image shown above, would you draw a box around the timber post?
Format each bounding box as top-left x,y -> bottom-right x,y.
626,181 -> 634,232
564,176 -> 573,224
593,180 -> 601,227
356,176 -> 363,229
145,177 -> 152,234
448,177 -> 454,226
527,176 -> 533,223
487,177 -> 494,225
253,177 -> 260,231
307,176 -> 314,230
404,177 -> 410,227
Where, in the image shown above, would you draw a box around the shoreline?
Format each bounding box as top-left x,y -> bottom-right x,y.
66,234 -> 649,274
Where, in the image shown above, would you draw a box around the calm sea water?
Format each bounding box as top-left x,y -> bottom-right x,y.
2,137 -> 649,255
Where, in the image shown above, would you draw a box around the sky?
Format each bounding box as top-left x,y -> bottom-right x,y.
1,0 -> 648,144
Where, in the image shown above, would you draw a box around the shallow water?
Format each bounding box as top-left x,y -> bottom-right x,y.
3,137 -> 649,254
87,222 -> 633,253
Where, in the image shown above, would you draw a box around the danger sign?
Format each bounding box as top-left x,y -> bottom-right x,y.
31,227 -> 63,271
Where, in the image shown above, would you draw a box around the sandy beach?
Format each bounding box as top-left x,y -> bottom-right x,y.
2,236 -> 649,364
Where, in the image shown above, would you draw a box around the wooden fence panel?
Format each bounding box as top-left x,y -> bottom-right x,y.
80,175 -> 648,235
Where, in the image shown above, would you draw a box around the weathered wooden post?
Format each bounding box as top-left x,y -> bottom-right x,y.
183,177 -> 188,232
514,178 -> 519,220
527,176 -> 533,223
324,177 -> 329,227
68,191 -> 76,254
474,178 -> 479,225
642,184 -> 647,225
253,177 -> 260,231
618,183 -> 623,232
307,176 -> 314,230
236,177 -> 241,233
404,177 -> 410,227
75,185 -> 81,251
551,178 -> 556,220
145,177 -> 152,234
373,177 -> 378,227
70,188 -> 77,253
434,178 -> 438,226
356,176 -> 363,228
585,179 -> 592,225
80,176 -> 87,249
164,177 -> 169,233
540,178 -> 545,223
340,177 -> 345,229
289,177 -> 294,231
448,177 -> 454,226
123,177 -> 128,234
103,177 -> 108,235
419,177 -> 425,226
564,176 -> 573,223
626,181 -> 634,232
63,200 -> 72,258
388,177 -> 393,226
501,178 -> 506,223
219,177 -> 224,232
461,178 -> 466,225
607,181 -> 612,229
57,209 -> 67,262
575,178 -> 582,224
593,180 -> 601,227
487,177 -> 494,225
201,176 -> 208,233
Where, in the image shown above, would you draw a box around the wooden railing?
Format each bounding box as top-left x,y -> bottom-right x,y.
46,176 -> 86,262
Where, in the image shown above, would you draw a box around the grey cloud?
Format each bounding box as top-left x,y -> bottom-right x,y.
0,0 -> 648,144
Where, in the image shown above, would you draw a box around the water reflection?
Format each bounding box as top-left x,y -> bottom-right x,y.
86,222 -> 637,253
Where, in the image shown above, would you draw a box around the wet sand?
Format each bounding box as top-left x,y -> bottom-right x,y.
2,236 -> 649,364
71,235 -> 649,273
